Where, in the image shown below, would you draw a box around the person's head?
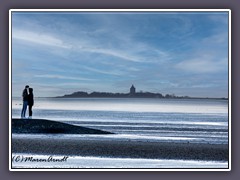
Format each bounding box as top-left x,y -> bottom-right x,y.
25,85 -> 29,89
29,88 -> 33,94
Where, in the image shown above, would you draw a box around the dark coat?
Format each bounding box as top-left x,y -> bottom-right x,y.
22,89 -> 28,101
28,93 -> 34,106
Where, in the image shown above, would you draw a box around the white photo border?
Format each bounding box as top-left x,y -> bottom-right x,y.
9,9 -> 231,172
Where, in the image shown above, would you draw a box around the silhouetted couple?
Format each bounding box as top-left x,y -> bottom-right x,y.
21,85 -> 34,119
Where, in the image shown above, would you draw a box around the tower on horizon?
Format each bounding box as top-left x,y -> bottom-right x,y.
130,84 -> 136,95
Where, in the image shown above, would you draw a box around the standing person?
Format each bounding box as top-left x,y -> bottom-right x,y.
28,88 -> 34,119
21,85 -> 29,118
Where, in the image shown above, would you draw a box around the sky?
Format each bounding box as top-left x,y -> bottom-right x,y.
11,11 -> 229,98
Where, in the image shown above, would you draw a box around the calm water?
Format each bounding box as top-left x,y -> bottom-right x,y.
12,97 -> 229,144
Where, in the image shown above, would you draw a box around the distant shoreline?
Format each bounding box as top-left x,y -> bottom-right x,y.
53,90 -> 228,100
12,96 -> 229,100
54,96 -> 228,100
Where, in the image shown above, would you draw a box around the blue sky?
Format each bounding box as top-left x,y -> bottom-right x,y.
12,11 -> 229,98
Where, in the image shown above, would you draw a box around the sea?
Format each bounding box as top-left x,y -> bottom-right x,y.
11,97 -> 229,169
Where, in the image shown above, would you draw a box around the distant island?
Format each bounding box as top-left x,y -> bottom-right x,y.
55,85 -> 228,100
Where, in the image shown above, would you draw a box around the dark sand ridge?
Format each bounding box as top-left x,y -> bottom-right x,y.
12,118 -> 113,134
11,118 -> 228,161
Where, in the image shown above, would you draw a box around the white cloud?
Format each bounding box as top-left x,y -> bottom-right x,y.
12,30 -> 71,49
34,74 -> 95,81
191,84 -> 219,88
175,56 -> 227,73
83,47 -> 143,62
82,66 -> 124,76
175,27 -> 228,74
202,32 -> 228,44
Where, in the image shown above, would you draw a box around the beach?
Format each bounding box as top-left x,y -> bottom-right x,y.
12,134 -> 228,161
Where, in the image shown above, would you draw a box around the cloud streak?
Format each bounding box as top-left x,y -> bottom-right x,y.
175,57 -> 227,73
34,74 -> 95,81
12,30 -> 71,49
13,27 -> 169,64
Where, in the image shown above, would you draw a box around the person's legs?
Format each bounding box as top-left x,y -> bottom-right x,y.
29,105 -> 32,118
21,102 -> 25,118
21,101 -> 28,118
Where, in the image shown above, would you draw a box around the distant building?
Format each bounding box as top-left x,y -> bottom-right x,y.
130,85 -> 136,95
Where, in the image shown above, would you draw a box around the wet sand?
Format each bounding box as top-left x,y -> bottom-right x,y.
12,136 -> 228,161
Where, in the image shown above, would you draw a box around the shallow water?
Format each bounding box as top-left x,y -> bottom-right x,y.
12,98 -> 229,144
